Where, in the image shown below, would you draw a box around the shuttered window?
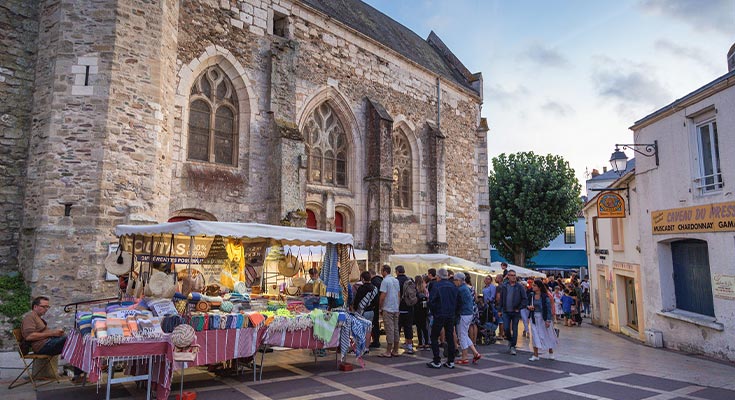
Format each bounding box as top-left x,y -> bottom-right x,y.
671,239 -> 715,317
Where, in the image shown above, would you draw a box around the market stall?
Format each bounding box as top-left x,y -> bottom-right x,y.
489,261 -> 546,278
62,220 -> 370,400
389,253 -> 502,290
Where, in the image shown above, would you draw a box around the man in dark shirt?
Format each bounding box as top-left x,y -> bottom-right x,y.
369,269 -> 383,348
395,265 -> 415,354
497,269 -> 528,355
426,268 -> 459,369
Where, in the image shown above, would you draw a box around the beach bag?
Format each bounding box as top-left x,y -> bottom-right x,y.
402,278 -> 418,306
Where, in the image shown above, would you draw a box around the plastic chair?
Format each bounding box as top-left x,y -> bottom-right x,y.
7,328 -> 60,390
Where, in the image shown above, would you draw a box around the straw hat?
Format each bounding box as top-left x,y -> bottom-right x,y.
148,271 -> 176,298
104,249 -> 132,276
278,254 -> 299,278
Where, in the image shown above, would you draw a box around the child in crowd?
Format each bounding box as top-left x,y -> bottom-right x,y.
561,289 -> 574,327
553,286 -> 563,323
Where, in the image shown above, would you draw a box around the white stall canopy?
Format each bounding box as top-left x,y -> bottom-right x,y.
490,261 -> 546,278
389,254 -> 501,279
115,220 -> 353,245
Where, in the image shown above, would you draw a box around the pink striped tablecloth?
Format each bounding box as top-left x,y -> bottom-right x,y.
264,327 -> 341,349
183,328 -> 264,368
62,329 -> 173,400
62,327 -> 266,399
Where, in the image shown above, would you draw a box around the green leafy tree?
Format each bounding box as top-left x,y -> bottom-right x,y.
489,152 -> 581,267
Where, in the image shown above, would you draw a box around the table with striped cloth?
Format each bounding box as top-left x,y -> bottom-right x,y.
264,327 -> 341,349
62,329 -> 173,400
62,327 -> 266,399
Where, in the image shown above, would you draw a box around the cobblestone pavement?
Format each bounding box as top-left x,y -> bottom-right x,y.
2,321 -> 734,400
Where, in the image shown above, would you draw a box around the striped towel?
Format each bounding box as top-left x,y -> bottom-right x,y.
337,244 -> 353,302
349,314 -> 371,358
339,313 -> 353,359
323,244 -> 341,298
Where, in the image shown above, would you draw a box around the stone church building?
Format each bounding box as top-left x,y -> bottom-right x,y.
1,0 -> 489,305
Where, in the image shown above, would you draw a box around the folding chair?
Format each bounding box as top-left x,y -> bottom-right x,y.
8,328 -> 60,390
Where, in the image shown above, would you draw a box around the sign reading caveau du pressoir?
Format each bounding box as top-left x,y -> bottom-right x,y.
651,201 -> 735,234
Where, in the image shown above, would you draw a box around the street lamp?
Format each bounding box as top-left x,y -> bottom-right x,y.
609,140 -> 659,175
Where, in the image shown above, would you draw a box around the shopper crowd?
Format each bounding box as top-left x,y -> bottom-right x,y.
351,262 -> 591,369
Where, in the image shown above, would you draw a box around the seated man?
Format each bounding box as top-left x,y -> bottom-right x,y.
22,296 -> 83,382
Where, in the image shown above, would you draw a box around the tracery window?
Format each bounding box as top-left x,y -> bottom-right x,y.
187,66 -> 238,165
305,103 -> 348,187
392,130 -> 412,209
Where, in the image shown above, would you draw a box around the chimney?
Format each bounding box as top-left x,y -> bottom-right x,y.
728,42 -> 735,72
603,166 -> 608,173
591,169 -> 600,177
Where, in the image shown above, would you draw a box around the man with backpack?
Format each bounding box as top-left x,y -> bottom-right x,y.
395,265 -> 417,354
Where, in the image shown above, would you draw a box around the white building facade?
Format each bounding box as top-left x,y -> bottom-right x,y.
583,166 -> 646,342
631,51 -> 735,361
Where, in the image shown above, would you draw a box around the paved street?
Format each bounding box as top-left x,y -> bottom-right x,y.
2,321 -> 734,400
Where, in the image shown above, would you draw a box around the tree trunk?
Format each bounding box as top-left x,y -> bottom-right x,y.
513,250 -> 526,267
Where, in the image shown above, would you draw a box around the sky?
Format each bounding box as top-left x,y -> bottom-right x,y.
363,0 -> 735,187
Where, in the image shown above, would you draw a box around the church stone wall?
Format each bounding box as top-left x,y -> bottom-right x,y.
171,0 -> 487,263
0,0 -> 39,274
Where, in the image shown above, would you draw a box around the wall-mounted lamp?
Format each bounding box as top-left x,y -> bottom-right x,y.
609,140 -> 659,175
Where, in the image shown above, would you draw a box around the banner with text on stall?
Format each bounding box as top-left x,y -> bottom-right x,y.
651,201 -> 735,234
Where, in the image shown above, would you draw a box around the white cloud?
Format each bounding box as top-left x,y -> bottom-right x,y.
591,57 -> 672,117
654,39 -> 720,73
541,100 -> 575,117
485,83 -> 530,107
639,0 -> 735,36
519,43 -> 569,68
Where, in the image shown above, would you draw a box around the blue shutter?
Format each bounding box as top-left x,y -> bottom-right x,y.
671,240 -> 715,317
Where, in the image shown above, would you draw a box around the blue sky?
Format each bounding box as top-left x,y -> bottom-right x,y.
364,0 -> 735,186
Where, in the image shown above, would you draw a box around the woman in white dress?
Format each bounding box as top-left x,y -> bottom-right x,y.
527,279 -> 558,361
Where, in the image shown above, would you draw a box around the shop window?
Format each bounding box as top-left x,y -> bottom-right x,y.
392,130 -> 412,209
335,211 -> 344,233
305,103 -> 348,187
564,224 -> 575,244
671,239 -> 715,317
306,209 -> 317,229
694,119 -> 723,194
187,66 -> 238,165
611,218 -> 624,251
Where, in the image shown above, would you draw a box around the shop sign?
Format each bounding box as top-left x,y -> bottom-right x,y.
713,274 -> 735,300
121,235 -> 214,263
613,262 -> 637,272
651,201 -> 735,235
598,192 -> 625,218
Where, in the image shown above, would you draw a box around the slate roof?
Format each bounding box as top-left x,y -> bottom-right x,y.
588,158 -> 635,181
299,0 -> 478,94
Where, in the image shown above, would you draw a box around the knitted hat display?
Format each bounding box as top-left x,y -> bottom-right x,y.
234,281 -> 248,295
171,324 -> 196,348
195,301 -> 210,312
220,301 -> 233,313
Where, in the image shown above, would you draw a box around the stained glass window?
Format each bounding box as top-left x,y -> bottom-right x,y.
392,130 -> 412,208
304,103 -> 348,187
187,66 -> 238,165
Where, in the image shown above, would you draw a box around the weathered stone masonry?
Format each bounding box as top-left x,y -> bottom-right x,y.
3,0 -> 490,334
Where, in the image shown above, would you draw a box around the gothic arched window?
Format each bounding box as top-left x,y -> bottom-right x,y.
305,103 -> 348,187
393,130 -> 412,209
187,66 -> 238,165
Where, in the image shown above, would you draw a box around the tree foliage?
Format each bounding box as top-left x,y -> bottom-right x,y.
489,152 -> 581,267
